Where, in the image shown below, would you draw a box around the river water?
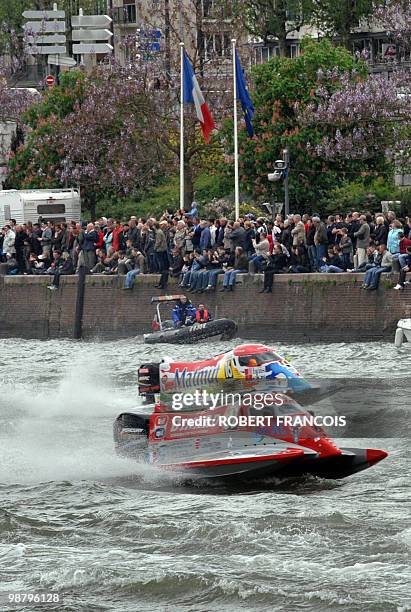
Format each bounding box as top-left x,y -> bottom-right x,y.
0,338 -> 410,612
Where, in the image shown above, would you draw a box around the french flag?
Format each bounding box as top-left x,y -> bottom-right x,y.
183,50 -> 215,143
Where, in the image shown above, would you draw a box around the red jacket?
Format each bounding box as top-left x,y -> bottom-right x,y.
112,226 -> 123,251
400,237 -> 411,254
95,230 -> 104,249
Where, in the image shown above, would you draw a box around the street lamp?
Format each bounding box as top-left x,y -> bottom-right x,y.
267,148 -> 290,217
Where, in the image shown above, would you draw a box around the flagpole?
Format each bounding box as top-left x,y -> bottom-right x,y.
180,42 -> 185,211
232,39 -> 239,220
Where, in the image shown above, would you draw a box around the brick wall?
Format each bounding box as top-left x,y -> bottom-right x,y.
0,273 -> 410,341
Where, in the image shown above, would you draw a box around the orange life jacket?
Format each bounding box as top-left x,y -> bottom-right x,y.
196,308 -> 209,322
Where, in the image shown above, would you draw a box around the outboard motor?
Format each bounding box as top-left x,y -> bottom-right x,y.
138,363 -> 160,403
113,413 -> 150,458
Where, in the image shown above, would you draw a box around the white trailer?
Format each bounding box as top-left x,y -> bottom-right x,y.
0,188 -> 81,226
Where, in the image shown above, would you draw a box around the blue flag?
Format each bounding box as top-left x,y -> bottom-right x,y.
235,50 -> 254,137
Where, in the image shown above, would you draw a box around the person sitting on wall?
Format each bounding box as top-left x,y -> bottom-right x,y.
47,251 -> 74,291
220,246 -> 249,291
259,244 -> 287,294
195,304 -> 211,324
319,246 -> 346,273
172,296 -> 197,328
32,252 -> 51,274
362,244 -> 393,290
5,253 -> 18,275
347,245 -> 379,272
394,246 -> 411,291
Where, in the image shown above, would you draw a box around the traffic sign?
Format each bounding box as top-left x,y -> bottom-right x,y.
23,6 -> 67,57
72,43 -> 113,54
23,10 -> 65,19
46,75 -> 55,87
48,54 -> 77,67
27,45 -> 67,55
26,34 -> 66,44
140,29 -> 161,39
24,21 -> 66,33
71,15 -> 112,28
382,43 -> 396,58
72,29 -> 112,41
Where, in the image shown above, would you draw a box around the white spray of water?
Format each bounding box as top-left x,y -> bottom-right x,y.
0,351 -> 161,485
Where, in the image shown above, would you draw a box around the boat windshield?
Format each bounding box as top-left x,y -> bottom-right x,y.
238,352 -> 282,366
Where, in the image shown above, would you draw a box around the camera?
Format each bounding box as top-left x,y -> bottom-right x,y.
267,170 -> 283,182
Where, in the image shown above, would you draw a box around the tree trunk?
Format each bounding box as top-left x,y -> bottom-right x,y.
84,190 -> 96,220
278,34 -> 288,57
164,0 -> 171,81
277,5 -> 288,57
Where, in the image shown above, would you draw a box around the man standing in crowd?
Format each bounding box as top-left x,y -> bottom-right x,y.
291,214 -> 306,247
354,215 -> 370,267
78,223 -> 98,272
312,216 -> 328,271
39,221 -> 53,255
2,225 -> 16,258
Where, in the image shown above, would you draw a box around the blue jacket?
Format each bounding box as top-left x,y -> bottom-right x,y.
172,303 -> 197,327
387,228 -> 401,254
186,204 -> 198,218
82,230 -> 98,251
200,226 -> 211,251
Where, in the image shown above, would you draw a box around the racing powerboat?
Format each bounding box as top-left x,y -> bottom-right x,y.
143,295 -> 237,345
394,318 -> 411,348
114,344 -> 388,481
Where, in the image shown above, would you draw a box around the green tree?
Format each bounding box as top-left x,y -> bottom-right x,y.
236,0 -> 314,56
311,0 -> 375,49
5,70 -> 85,191
217,39 -> 392,213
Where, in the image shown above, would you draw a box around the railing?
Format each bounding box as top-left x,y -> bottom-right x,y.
112,4 -> 138,26
367,58 -> 411,73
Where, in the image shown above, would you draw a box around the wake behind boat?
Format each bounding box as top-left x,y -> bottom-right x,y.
143,295 -> 237,344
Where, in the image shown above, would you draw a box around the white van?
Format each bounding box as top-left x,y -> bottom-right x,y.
0,188 -> 81,226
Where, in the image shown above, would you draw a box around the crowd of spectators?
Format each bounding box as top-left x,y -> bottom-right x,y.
1,204 -> 410,293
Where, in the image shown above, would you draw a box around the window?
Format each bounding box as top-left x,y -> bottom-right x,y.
289,44 -> 298,58
223,32 -> 231,54
112,1 -> 137,24
254,46 -> 279,65
204,32 -> 231,58
37,203 -> 66,214
238,352 -> 282,366
123,1 -> 137,24
203,0 -> 214,17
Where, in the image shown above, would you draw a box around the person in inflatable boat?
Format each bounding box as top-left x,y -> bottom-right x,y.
172,296 -> 197,328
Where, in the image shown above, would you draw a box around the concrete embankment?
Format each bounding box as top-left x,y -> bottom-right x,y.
0,273 -> 409,341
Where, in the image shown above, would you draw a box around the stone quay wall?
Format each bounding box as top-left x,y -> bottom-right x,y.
0,273 -> 409,342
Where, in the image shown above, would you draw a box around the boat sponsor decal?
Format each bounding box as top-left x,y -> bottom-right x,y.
155,415 -> 168,426
158,345 -> 306,393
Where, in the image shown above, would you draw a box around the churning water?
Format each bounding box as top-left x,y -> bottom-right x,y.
0,338 -> 410,612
